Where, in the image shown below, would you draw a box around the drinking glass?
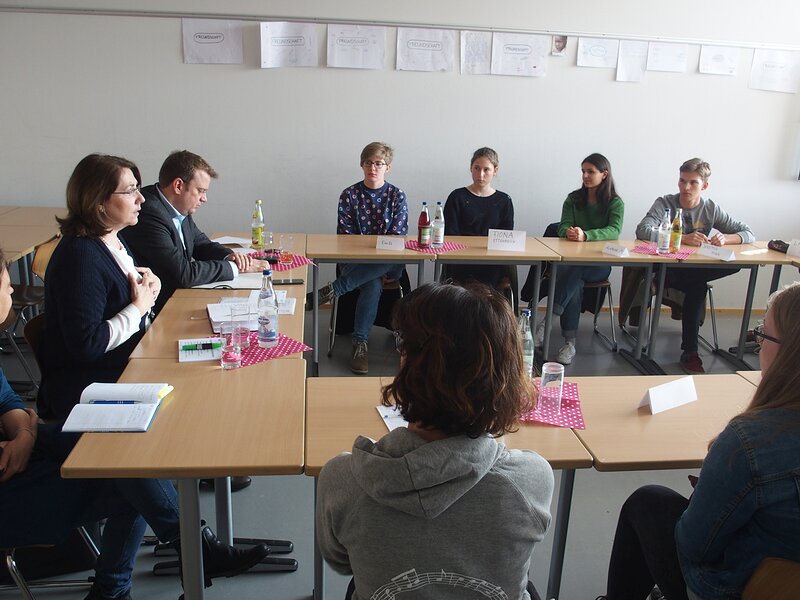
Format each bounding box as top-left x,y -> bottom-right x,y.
538,362 -> 564,415
279,235 -> 294,266
229,303 -> 250,349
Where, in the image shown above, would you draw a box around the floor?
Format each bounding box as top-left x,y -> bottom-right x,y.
0,306 -> 760,600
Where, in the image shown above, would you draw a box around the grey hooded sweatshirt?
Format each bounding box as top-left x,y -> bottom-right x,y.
316,427 -> 554,600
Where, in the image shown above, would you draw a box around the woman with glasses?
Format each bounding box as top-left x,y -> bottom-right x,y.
443,147 -> 514,289
316,282 -> 554,600
38,154 -> 161,420
597,282 -> 800,600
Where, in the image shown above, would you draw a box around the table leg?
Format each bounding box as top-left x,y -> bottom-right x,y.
543,263 -> 557,362
312,263 -> 319,376
546,469 -> 575,600
433,260 -> 441,283
214,477 -> 233,544
770,265 -> 782,295
178,478 -> 205,600
313,477 -> 324,600
417,259 -> 425,287
646,263 -> 665,358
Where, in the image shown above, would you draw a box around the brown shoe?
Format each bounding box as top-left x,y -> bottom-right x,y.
350,340 -> 368,375
679,351 -> 705,374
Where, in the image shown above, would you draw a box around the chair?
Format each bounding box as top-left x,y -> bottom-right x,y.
440,263 -> 519,314
10,235 -> 60,331
742,557 -> 800,600
0,526 -> 99,599
0,308 -> 39,393
327,268 -> 412,357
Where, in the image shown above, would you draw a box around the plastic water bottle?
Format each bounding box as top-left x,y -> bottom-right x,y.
417,202 -> 431,248
251,199 -> 265,250
518,308 -> 535,378
257,269 -> 279,348
656,208 -> 671,255
431,201 -> 445,249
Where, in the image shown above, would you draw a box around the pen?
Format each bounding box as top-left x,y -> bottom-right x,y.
92,400 -> 136,405
181,342 -> 223,351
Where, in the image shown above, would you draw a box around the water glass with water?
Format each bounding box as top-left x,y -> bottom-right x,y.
538,362 -> 564,415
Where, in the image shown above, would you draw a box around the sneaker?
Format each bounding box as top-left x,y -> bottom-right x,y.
305,282 -> 336,310
649,586 -> 666,600
84,585 -> 132,600
680,351 -> 705,374
534,318 -> 546,348
557,341 -> 576,365
351,340 -> 369,374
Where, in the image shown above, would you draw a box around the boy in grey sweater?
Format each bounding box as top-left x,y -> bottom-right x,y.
636,158 -> 754,374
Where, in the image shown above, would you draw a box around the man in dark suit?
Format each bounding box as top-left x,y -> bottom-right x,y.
121,150 -> 266,315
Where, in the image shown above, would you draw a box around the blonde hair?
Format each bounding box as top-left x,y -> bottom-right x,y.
360,142 -> 394,165
680,158 -> 711,182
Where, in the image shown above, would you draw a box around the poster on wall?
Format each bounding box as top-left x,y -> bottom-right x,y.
327,24 -> 386,70
748,49 -> 800,93
182,19 -> 243,64
490,32 -> 548,77
260,22 -> 319,68
577,37 -> 619,69
698,45 -> 740,76
461,30 -> 492,75
616,40 -> 648,82
646,42 -> 689,73
396,28 -> 455,72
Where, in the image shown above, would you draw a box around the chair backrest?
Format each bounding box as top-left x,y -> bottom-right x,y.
23,313 -> 46,370
742,557 -> 800,600
31,235 -> 61,282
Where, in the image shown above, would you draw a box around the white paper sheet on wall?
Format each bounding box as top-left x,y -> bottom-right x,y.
396,28 -> 455,72
260,21 -> 319,69
577,37 -> 619,69
616,40 -> 648,82
647,42 -> 689,73
490,32 -> 548,77
327,24 -> 386,70
461,30 -> 492,75
182,19 -> 243,64
699,45 -> 740,76
749,49 -> 800,93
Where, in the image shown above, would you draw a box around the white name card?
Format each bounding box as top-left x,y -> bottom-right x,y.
787,239 -> 800,258
488,229 -> 526,252
638,376 -> 697,415
699,243 -> 735,262
602,243 -> 630,258
376,236 -> 405,251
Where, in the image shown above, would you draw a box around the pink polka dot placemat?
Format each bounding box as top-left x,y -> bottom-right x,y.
520,380 -> 585,429
404,240 -> 468,254
632,242 -> 695,261
238,332 -> 311,367
248,253 -> 315,271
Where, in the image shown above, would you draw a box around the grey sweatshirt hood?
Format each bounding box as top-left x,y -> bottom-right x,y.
349,428 -> 506,519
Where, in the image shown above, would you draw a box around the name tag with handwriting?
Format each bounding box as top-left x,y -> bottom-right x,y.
487,229 -> 526,252
376,236 -> 405,251
699,243 -> 735,261
602,243 -> 629,258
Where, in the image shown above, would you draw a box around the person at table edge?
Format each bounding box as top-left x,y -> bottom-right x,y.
120,150 -> 266,316
635,158 -> 754,375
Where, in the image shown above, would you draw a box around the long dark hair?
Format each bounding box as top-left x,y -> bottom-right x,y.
571,152 -> 617,211
381,282 -> 533,438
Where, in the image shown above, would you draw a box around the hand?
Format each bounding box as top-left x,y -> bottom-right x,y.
381,275 -> 398,285
707,232 -> 726,246
0,409 -> 37,482
682,231 -> 708,246
129,268 -> 160,316
241,259 -> 271,274
566,227 -> 585,242
228,252 -> 254,272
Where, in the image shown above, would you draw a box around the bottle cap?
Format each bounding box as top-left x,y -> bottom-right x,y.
255,199 -> 262,205
263,269 -> 272,276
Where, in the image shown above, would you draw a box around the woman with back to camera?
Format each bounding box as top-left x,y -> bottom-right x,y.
316,282 -> 554,600
443,147 -> 515,290
535,153 -> 624,365
597,282 -> 800,600
37,153 -> 161,420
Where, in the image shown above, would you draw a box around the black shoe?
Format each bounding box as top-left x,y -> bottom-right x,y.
84,584 -> 132,600
201,525 -> 270,582
198,476 -> 252,492
305,283 -> 336,310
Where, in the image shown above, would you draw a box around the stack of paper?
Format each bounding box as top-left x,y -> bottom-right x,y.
62,383 -> 173,432
207,291 -> 295,333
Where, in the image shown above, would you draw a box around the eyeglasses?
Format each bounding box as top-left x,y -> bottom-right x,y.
362,161 -> 387,169
111,184 -> 142,197
753,323 -> 781,345
392,330 -> 403,353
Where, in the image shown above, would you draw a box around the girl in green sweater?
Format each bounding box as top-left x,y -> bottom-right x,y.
537,153 -> 624,364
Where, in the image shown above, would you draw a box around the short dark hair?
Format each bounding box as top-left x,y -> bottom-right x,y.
58,154 -> 141,238
158,150 -> 218,188
382,282 -> 533,438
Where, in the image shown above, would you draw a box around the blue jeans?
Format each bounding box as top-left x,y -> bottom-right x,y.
552,265 -> 611,338
333,263 -> 404,342
606,485 -> 690,600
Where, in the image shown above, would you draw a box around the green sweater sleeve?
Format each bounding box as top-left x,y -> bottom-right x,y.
557,196 -> 575,238
584,196 -> 624,241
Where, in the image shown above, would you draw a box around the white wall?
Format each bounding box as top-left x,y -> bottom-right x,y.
1,1 -> 799,305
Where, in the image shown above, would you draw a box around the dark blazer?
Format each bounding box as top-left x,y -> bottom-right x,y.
120,184 -> 234,314
39,235 -> 146,420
